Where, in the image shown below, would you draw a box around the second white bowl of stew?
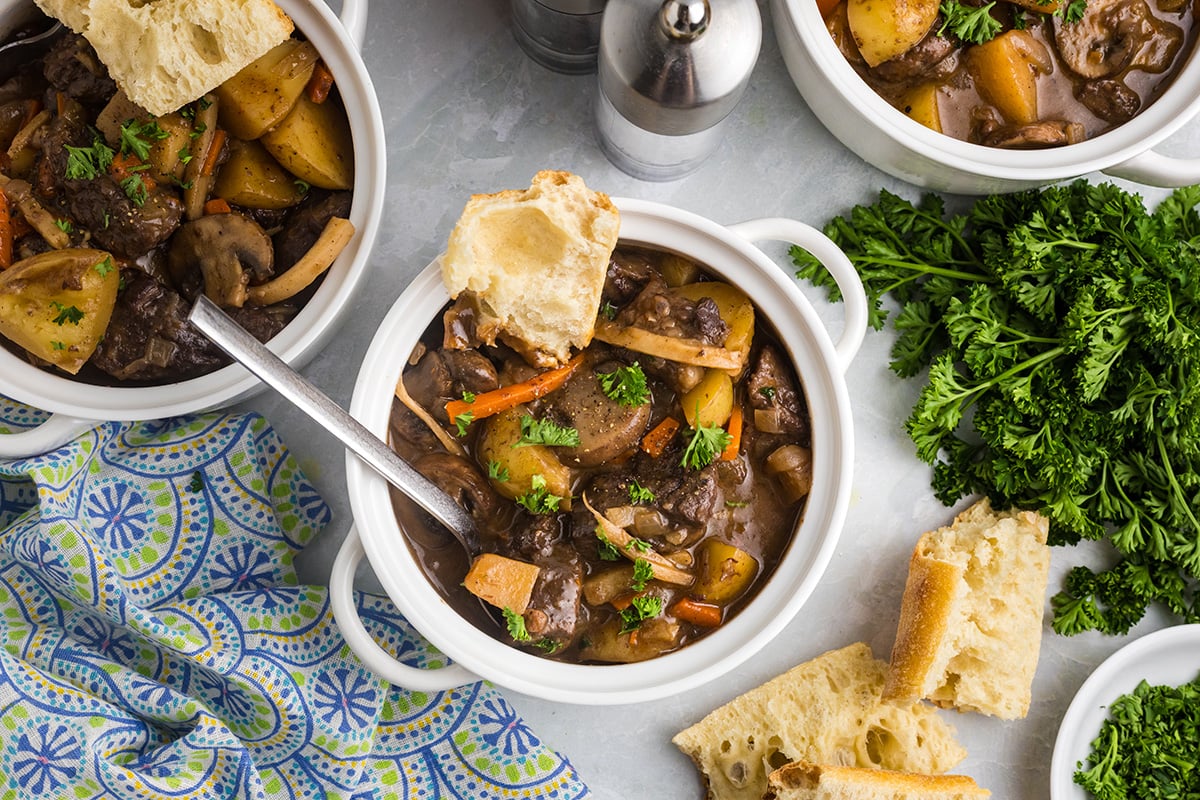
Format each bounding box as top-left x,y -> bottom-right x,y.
0,0 -> 383,456
773,0 -> 1200,193
332,199 -> 869,704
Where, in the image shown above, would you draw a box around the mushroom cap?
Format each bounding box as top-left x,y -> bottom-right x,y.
167,213 -> 274,308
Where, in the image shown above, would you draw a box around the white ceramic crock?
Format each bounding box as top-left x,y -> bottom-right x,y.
0,0 -> 384,457
331,198 -> 868,704
773,0 -> 1200,194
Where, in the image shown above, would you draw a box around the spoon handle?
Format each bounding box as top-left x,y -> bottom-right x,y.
188,296 -> 478,550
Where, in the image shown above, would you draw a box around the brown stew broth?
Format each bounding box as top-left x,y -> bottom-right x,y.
388,246 -> 813,664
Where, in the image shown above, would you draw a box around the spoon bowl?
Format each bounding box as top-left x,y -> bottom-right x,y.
0,20 -> 63,82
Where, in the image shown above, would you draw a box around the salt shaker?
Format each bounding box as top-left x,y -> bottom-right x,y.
595,0 -> 761,181
511,0 -> 608,74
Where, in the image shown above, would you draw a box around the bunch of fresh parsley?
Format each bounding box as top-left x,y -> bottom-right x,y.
793,181 -> 1200,635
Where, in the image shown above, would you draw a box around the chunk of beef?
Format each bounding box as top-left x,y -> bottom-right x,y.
871,31 -> 957,83
602,248 -> 657,307
69,181 -> 184,260
614,275 -> 730,345
91,271 -> 291,382
41,33 -> 116,107
1077,79 -> 1140,124
523,544 -> 584,648
273,191 -> 353,272
747,345 -> 809,438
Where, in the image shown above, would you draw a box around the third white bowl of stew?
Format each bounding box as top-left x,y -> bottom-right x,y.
773,0 -> 1200,193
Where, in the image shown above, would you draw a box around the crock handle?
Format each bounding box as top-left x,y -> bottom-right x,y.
337,0 -> 369,51
330,525 -> 481,690
1102,150 -> 1200,187
727,218 -> 868,371
0,414 -> 98,459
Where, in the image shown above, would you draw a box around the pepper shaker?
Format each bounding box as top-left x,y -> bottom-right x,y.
595,0 -> 761,181
512,0 -> 608,74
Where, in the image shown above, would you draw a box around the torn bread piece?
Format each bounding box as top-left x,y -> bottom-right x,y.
34,0 -> 294,116
672,642 -> 968,800
764,761 -> 990,800
883,498 -> 1051,720
441,170 -> 620,368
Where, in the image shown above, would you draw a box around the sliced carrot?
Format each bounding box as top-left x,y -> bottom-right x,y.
720,402 -> 743,461
610,591 -> 641,611
200,129 -> 227,177
306,61 -> 335,104
54,91 -> 66,119
0,188 -> 12,269
109,153 -> 158,193
641,416 -> 680,458
203,197 -> 232,215
670,597 -> 723,627
443,353 -> 583,425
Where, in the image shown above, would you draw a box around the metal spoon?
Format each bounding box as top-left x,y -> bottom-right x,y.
0,21 -> 65,83
187,295 -> 480,557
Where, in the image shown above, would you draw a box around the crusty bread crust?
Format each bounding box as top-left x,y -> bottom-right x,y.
883,499 -> 1051,719
441,170 -> 620,368
34,0 -> 294,116
672,643 -> 967,800
765,761 -> 991,800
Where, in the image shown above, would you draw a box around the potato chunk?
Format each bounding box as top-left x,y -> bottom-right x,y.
477,407 -> 572,509
968,29 -> 1052,126
900,82 -> 943,133
463,553 -> 541,614
215,139 -> 306,209
0,249 -> 119,374
847,0 -> 940,67
260,91 -> 354,190
214,38 -> 318,140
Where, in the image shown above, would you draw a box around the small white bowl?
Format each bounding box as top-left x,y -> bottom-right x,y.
772,0 -> 1200,194
0,0 -> 384,456
1050,624 -> 1200,800
331,200 -> 868,704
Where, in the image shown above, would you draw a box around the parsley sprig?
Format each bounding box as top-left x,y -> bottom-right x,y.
937,0 -> 1002,44
598,362 -> 650,407
516,415 -> 580,448
792,181 -> 1200,635
515,474 -> 564,514
681,422 -> 732,470
619,595 -> 663,634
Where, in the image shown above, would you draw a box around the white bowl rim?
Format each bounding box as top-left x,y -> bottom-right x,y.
345,197 -> 857,704
775,0 -> 1200,180
1049,623 -> 1200,799
0,0 -> 385,421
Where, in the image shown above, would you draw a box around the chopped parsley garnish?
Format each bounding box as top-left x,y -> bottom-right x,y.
94,256 -> 115,278
758,386 -> 777,400
486,459 -> 509,482
1074,675 -> 1200,799
178,146 -> 194,165
601,301 -> 618,321
515,474 -> 563,515
631,558 -> 654,592
54,219 -> 73,233
453,411 -> 474,437
628,479 -> 655,504
49,341 -> 65,351
120,173 -> 149,207
119,118 -> 168,160
50,302 -> 84,326
624,537 -> 651,553
598,362 -> 650,407
534,638 -> 561,653
937,0 -> 1002,44
681,422 -> 732,470
725,500 -> 748,508
595,527 -> 621,561
619,595 -> 663,634
64,137 -> 115,181
295,178 -> 311,194
516,415 -> 580,448
460,390 -> 477,403
502,607 -> 530,641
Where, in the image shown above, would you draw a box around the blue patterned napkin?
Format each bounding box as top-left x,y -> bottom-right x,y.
0,397 -> 590,799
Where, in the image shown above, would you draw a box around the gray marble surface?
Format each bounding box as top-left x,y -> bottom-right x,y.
243,1 -> 1200,798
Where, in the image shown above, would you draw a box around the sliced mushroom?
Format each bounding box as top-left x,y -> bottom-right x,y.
167,213 -> 273,308
542,358 -> 652,468
979,120 -> 1087,148
1054,0 -> 1183,79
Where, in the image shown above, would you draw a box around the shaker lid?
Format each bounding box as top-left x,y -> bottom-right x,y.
598,0 -> 762,135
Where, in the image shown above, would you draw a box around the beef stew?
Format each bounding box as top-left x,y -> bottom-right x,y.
388,246 -> 814,664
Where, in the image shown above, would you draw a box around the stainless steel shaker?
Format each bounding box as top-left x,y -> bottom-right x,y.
595,0 -> 762,181
511,0 -> 608,74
